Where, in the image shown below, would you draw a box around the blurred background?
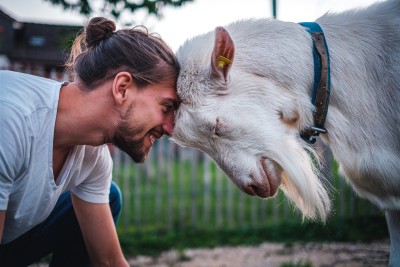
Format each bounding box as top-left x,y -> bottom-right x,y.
0,0 -> 389,266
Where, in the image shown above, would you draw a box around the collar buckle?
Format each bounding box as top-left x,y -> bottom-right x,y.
300,126 -> 328,144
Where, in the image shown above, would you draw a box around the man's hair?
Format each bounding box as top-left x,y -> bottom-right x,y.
66,17 -> 179,90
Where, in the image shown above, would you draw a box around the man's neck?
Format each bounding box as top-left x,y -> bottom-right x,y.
53,81 -> 117,150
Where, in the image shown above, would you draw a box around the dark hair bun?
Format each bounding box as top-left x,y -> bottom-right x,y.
85,17 -> 116,48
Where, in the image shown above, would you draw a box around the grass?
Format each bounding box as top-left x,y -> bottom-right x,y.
118,215 -> 388,257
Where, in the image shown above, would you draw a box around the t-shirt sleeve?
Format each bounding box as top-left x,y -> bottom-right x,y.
0,103 -> 27,210
70,145 -> 113,204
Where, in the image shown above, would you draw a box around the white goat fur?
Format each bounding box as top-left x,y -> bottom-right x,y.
173,0 -> 400,264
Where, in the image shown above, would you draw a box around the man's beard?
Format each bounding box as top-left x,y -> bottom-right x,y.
112,105 -> 151,163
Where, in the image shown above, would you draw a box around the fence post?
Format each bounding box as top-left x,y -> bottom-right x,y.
167,140 -> 175,230
215,164 -> 223,229
190,150 -> 199,227
202,155 -> 211,227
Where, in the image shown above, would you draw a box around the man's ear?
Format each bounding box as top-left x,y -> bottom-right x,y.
112,72 -> 134,106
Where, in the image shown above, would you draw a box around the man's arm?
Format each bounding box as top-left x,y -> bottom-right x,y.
71,194 -> 129,267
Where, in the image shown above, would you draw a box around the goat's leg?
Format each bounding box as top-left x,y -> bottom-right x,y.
386,210 -> 400,267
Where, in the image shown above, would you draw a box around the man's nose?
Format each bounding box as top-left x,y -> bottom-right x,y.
162,114 -> 175,136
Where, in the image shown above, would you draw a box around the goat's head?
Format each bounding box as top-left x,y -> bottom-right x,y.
173,25 -> 330,221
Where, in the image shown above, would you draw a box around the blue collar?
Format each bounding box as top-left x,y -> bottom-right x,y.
298,22 -> 331,144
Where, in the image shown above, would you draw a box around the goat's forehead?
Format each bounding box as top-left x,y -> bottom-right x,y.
177,66 -> 213,105
177,63 -> 206,89
176,33 -> 214,100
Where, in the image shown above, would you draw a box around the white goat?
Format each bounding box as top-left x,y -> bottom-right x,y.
172,0 -> 400,265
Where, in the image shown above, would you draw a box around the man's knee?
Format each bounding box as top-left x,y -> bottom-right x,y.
109,181 -> 122,223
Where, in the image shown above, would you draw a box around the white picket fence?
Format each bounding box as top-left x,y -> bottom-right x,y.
6,66 -> 380,231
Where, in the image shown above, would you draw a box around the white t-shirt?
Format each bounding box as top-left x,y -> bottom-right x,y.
0,71 -> 113,244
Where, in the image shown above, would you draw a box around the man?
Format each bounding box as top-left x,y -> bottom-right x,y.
0,17 -> 180,266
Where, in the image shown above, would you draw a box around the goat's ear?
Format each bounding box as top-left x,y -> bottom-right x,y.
211,26 -> 235,82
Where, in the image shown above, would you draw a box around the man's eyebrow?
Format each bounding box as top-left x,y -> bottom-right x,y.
161,97 -> 180,109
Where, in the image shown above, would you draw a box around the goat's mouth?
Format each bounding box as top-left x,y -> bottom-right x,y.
242,157 -> 281,198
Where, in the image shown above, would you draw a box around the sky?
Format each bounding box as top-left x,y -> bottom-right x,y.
0,0 -> 382,51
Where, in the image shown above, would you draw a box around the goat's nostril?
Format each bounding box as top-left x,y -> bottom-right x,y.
244,185 -> 256,196
251,185 -> 258,193
251,184 -> 269,198
243,182 -> 269,198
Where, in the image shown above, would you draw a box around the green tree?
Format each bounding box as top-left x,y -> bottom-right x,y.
45,0 -> 194,20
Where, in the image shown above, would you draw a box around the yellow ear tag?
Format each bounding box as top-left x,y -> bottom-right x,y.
217,55 -> 232,69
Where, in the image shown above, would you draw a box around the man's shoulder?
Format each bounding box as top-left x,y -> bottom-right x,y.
0,70 -> 62,95
75,145 -> 112,168
0,70 -> 18,78
0,70 -> 57,83
0,71 -> 63,116
0,70 -> 50,85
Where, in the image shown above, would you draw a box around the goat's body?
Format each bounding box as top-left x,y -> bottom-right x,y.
317,2 -> 400,209
173,1 -> 400,265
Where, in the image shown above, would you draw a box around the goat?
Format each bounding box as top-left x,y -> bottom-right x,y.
172,0 -> 400,265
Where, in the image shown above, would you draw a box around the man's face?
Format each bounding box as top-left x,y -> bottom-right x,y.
112,82 -> 178,163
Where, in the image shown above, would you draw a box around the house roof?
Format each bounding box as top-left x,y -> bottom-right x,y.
0,8 -> 16,23
0,7 -> 82,67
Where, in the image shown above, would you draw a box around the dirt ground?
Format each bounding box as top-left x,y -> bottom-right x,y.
29,240 -> 390,267
127,240 -> 390,267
